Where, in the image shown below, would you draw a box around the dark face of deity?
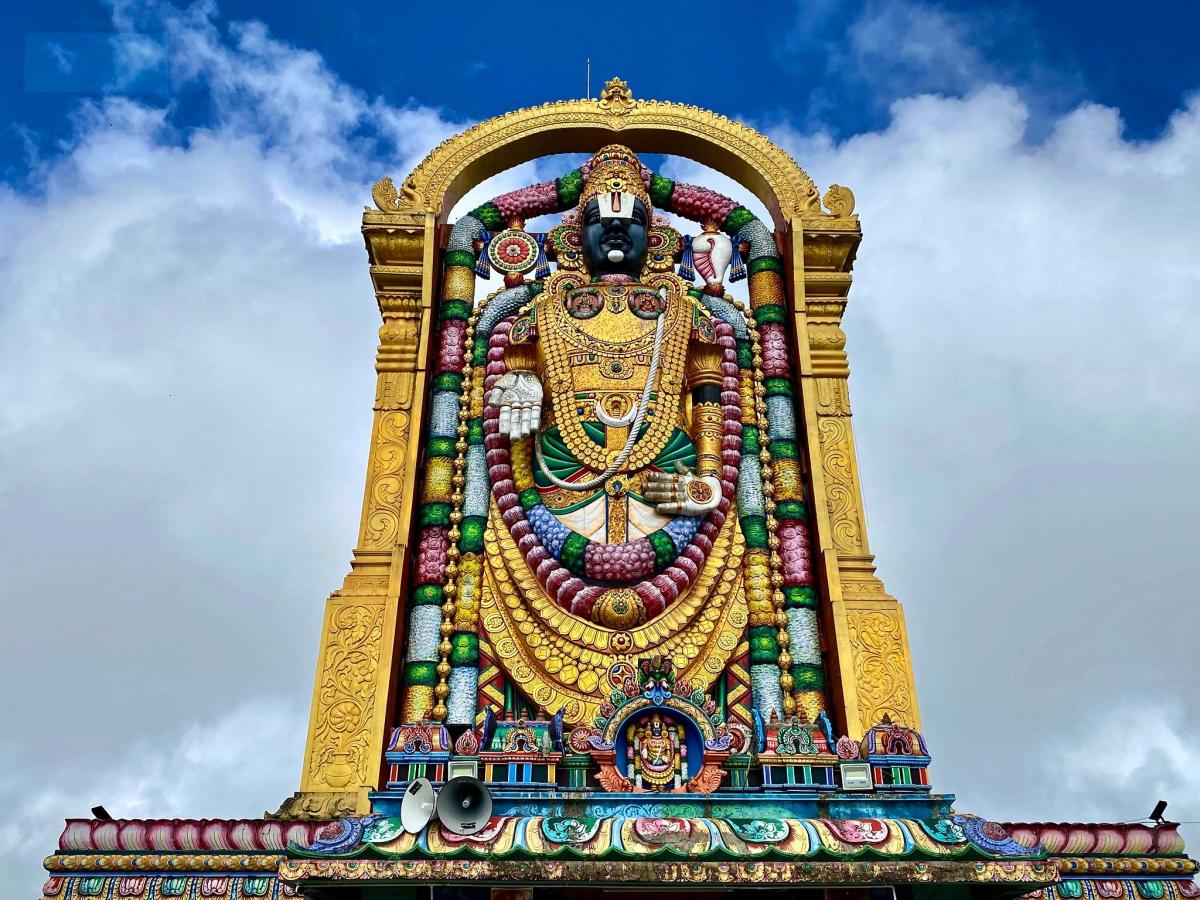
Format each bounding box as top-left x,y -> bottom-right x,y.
581,196 -> 649,277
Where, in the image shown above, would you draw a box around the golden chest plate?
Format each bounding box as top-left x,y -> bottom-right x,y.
537,276 -> 691,474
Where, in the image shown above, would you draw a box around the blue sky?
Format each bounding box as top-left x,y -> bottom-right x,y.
5,0 -> 1200,181
2,1 -> 1199,895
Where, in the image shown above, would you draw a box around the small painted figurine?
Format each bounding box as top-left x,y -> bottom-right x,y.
627,713 -> 687,790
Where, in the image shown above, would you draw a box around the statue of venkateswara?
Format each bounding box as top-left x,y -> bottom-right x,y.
402,143 -> 827,733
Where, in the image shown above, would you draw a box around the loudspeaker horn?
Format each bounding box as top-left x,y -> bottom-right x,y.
435,776 -> 492,835
399,777 -> 437,834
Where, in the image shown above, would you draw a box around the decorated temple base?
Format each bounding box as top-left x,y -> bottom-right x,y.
41,815 -> 1197,899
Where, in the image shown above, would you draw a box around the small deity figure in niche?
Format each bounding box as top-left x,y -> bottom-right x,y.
626,713 -> 688,790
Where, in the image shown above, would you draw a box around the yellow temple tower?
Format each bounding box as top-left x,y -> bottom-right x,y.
287,76 -> 920,818
38,81 -> 1196,900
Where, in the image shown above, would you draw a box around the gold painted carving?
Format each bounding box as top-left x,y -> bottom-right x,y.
373,84 -> 828,225
305,603 -> 385,790
375,293 -> 423,410
822,184 -> 856,217
44,854 -> 283,872
360,410 -> 411,550
370,174 -> 421,213
814,379 -> 851,416
845,608 -> 918,728
598,77 -> 636,115
272,791 -> 360,820
817,416 -> 865,555
378,312 -> 420,370
375,373 -> 412,412
282,858 -> 1056,886
807,325 -> 846,350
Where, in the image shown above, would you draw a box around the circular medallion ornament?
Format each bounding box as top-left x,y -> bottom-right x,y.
607,662 -> 636,691
509,313 -> 534,344
628,287 -> 666,319
565,287 -> 603,319
982,821 -> 1009,841
487,229 -> 538,274
546,224 -> 585,270
645,226 -> 682,273
568,726 -> 595,753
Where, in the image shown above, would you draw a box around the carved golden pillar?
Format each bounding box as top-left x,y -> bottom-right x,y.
277,207 -> 437,819
789,192 -> 922,739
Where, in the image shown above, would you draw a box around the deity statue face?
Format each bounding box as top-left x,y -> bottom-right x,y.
581,194 -> 649,278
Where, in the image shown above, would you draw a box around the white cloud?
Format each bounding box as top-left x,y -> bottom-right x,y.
783,0 -> 998,110
46,41 -> 77,75
0,6 -> 463,894
783,0 -> 1083,133
1054,702 -> 1200,807
105,34 -> 168,92
965,700 -> 1200,850
843,0 -> 993,96
4,1 -> 1200,897
772,86 -> 1200,829
0,698 -> 303,893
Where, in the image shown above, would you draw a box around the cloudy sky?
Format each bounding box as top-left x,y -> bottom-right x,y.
3,0 -> 1199,894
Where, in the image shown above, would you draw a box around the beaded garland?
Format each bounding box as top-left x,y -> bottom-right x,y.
399,160 -> 828,726
480,314 -> 741,618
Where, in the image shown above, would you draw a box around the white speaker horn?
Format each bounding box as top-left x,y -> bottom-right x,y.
435,776 -> 492,835
399,777 -> 437,834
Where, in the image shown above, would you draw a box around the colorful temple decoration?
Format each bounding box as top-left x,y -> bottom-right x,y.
37,79 -> 1195,900
757,711 -> 839,790
399,135 -> 823,731
40,816 -> 1198,895
475,711 -> 564,787
384,724 -> 453,789
862,714 -> 933,791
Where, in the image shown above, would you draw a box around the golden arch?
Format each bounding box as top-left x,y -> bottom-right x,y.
370,80 -> 845,228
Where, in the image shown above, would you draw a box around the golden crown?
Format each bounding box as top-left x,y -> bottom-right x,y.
578,144 -> 652,210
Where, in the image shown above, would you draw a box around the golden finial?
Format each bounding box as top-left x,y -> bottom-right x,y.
598,77 -> 635,115
371,175 -> 400,212
822,184 -> 856,217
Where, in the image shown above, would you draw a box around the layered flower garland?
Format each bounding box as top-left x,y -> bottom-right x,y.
400,163 -> 826,728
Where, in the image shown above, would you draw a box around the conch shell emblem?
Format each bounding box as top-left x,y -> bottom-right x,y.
691,230 -> 733,287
